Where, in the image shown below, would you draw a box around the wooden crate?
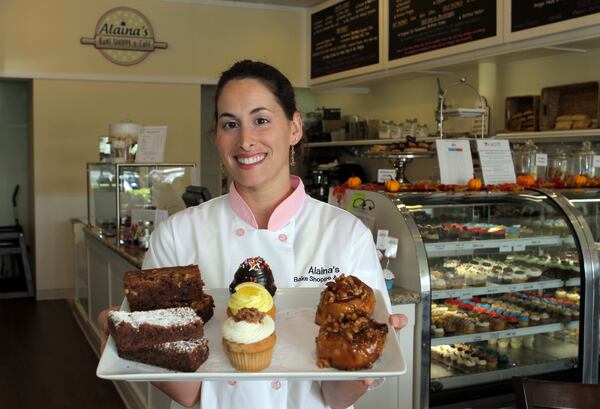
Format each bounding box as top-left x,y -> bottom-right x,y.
505,95 -> 540,132
540,81 -> 599,131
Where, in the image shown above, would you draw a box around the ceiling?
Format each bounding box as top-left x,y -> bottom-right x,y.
216,0 -> 324,7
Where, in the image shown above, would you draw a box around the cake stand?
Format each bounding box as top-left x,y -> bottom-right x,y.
363,152 -> 435,183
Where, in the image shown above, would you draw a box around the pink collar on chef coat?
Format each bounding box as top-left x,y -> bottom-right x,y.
228,175 -> 307,231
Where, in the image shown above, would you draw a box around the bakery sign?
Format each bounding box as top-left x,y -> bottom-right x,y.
80,7 -> 168,66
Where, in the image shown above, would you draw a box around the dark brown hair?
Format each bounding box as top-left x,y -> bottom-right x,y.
214,60 -> 297,121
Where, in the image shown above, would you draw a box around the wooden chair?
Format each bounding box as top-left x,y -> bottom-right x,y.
513,376 -> 600,409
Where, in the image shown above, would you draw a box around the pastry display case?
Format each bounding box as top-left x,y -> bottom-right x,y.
333,188 -> 599,408
87,163 -> 196,239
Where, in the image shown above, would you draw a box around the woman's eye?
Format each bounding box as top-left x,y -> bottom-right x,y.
256,117 -> 270,125
222,121 -> 238,129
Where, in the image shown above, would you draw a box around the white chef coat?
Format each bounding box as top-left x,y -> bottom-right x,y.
143,176 -> 391,409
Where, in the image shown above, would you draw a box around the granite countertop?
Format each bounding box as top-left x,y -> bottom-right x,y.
389,286 -> 421,304
82,225 -> 145,269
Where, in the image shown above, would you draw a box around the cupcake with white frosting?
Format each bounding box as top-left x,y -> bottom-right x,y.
222,307 -> 276,371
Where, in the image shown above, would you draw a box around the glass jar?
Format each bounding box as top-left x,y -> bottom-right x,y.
547,148 -> 569,181
570,141 -> 595,178
513,139 -> 541,179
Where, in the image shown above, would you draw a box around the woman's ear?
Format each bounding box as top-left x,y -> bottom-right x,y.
291,111 -> 303,144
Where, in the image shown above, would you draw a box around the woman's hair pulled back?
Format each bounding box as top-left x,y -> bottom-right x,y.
214,60 -> 297,121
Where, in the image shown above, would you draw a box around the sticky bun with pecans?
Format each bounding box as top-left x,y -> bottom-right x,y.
315,311 -> 388,370
314,274 -> 375,325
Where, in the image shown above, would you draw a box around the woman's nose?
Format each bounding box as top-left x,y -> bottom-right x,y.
239,126 -> 256,150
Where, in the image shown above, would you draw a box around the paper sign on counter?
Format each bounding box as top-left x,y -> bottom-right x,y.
136,126 -> 167,163
436,139 -> 473,185
476,139 -> 516,185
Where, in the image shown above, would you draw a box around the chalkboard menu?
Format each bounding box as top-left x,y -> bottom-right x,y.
388,0 -> 496,61
311,0 -> 379,79
512,0 -> 600,32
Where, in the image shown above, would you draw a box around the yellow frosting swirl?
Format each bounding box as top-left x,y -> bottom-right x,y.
228,283 -> 274,315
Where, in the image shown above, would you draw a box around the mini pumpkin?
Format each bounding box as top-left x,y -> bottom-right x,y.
384,179 -> 401,193
573,174 -> 588,187
467,178 -> 483,191
516,174 -> 535,187
347,176 -> 362,189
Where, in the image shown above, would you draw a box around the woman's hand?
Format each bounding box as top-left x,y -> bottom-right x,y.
97,307 -> 119,353
389,313 -> 408,330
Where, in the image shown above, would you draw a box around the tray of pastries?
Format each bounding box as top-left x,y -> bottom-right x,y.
97,262 -> 406,381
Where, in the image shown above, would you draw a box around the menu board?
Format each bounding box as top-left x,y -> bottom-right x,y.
388,0 -> 496,60
311,0 -> 379,79
512,0 -> 600,32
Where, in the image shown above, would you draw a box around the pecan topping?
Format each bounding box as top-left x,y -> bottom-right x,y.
232,307 -> 266,323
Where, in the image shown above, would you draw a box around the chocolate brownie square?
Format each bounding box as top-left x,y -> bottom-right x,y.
120,338 -> 210,372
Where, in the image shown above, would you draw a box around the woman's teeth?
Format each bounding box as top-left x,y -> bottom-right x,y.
237,154 -> 265,165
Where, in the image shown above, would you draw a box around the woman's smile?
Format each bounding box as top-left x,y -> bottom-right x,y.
236,152 -> 267,166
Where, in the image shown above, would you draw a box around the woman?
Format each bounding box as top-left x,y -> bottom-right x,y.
99,60 -> 407,409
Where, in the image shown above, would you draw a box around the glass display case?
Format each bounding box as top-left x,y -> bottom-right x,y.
334,188 -> 599,408
87,162 -> 196,240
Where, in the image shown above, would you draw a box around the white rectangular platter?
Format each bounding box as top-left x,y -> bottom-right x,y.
97,288 -> 406,381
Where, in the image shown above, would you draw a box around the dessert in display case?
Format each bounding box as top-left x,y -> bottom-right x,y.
87,163 -> 196,240
333,188 -> 599,408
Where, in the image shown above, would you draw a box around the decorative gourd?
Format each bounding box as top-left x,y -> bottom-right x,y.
467,178 -> 483,191
347,176 -> 362,189
384,179 -> 401,193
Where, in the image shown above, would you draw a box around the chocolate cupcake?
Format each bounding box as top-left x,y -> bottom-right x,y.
229,257 -> 277,296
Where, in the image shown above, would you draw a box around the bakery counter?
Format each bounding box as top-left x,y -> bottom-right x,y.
71,220 -> 156,409
82,225 -> 145,269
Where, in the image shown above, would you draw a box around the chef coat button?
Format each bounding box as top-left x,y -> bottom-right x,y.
236,228 -> 245,237
228,380 -> 237,386
271,380 -> 281,390
278,234 -> 287,242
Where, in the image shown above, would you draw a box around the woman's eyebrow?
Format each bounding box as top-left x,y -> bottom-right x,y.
218,112 -> 236,119
250,107 -> 273,114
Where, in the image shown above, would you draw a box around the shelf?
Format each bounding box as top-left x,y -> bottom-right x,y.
431,279 -> 565,300
424,236 -> 564,258
495,129 -> 600,143
303,136 -> 439,148
430,322 -> 574,346
362,152 -> 435,160
564,278 -> 581,287
444,108 -> 486,118
431,336 -> 578,390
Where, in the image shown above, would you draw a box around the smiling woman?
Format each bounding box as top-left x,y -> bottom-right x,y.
98,60 -> 405,409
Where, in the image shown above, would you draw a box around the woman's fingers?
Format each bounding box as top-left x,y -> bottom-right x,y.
389,313 -> 408,330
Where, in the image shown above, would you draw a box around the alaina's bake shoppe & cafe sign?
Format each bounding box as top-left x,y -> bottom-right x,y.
80,7 -> 168,66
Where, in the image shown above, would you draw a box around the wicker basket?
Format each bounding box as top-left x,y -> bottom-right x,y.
540,82 -> 599,131
505,95 -> 540,132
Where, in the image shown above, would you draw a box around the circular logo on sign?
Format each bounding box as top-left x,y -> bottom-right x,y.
81,7 -> 168,66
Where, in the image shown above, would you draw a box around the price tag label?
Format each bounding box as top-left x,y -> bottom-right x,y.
503,330 -> 517,338
522,284 -> 534,291
377,169 -> 397,183
500,243 -> 512,252
513,242 -> 526,252
535,153 -> 548,167
376,230 -> 389,251
432,244 -> 447,252
472,335 -> 483,342
529,238 -> 541,245
472,242 -> 485,249
458,291 -> 473,299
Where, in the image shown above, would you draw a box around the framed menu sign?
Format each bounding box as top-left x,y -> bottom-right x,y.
505,0 -> 600,42
512,0 -> 600,32
387,0 -> 499,66
309,0 -> 383,84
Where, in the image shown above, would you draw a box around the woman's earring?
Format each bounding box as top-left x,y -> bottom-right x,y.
290,145 -> 296,167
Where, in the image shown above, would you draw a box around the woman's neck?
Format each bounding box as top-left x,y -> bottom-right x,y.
235,177 -> 293,229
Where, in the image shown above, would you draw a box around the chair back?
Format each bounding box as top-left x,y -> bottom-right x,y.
513,377 -> 600,409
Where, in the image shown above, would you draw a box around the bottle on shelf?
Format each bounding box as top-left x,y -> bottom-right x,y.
547,148 -> 569,181
570,141 -> 595,178
513,139 -> 546,182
